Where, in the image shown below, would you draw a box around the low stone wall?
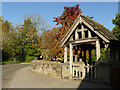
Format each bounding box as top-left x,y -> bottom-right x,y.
30,60 -> 85,79
30,60 -> 63,78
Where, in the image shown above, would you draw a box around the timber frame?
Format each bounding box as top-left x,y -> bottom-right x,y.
60,14 -> 119,80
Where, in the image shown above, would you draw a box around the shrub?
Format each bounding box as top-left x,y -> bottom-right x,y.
25,55 -> 37,62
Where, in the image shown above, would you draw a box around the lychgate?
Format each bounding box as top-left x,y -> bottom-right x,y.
60,14 -> 120,83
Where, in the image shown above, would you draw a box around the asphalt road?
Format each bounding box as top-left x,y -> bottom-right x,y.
2,64 -> 30,89
1,64 -> 112,89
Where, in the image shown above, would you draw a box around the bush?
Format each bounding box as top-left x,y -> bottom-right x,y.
25,55 -> 37,62
2,57 -> 19,65
12,58 -> 19,64
2,61 -> 9,65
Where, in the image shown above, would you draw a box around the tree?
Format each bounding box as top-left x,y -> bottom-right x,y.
112,13 -> 120,39
16,17 -> 41,62
39,27 -> 59,60
53,4 -> 82,36
52,4 -> 93,62
2,19 -> 16,62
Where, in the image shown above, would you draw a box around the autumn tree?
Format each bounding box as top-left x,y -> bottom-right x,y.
39,27 -> 60,60
52,4 -> 83,61
52,4 -> 94,62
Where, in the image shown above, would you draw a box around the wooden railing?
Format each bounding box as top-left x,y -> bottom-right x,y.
72,65 -> 96,80
84,65 -> 96,79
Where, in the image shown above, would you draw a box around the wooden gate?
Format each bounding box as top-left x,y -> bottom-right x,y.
72,62 -> 96,80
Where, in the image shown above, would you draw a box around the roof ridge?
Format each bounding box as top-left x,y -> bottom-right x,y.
80,14 -> 118,40
80,14 -> 105,29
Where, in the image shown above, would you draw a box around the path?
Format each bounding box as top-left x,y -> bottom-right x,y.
7,67 -> 113,88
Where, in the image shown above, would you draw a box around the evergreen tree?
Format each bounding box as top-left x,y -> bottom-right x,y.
112,13 -> 120,39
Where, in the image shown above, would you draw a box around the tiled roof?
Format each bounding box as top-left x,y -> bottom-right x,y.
80,14 -> 118,40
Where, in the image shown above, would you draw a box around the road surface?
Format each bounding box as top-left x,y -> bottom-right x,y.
2,64 -> 112,89
2,64 -> 30,89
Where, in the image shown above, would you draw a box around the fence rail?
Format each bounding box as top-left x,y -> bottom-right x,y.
72,65 -> 96,80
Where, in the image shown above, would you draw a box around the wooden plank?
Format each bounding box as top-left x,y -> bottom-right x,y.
69,43 -> 73,75
105,44 -> 109,62
88,30 -> 92,38
64,46 -> 67,63
96,40 -> 100,61
75,28 -> 79,40
67,37 -> 99,45
81,25 -> 85,39
77,29 -> 87,32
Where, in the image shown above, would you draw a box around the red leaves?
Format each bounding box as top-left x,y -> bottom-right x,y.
53,4 -> 83,28
87,15 -> 93,19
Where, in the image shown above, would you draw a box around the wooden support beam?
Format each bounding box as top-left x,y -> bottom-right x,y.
67,37 -> 99,45
88,30 -> 92,38
64,46 -> 67,63
77,29 -> 87,32
75,28 -> 79,40
69,34 -> 73,41
81,25 -> 85,39
84,47 -> 86,65
96,40 -> 100,61
105,44 -> 109,62
88,47 -> 92,65
75,46 -> 78,62
69,43 -> 73,75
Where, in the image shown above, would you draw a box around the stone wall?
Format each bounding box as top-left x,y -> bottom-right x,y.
30,60 -> 63,78
30,60 -> 85,80
62,61 -> 70,79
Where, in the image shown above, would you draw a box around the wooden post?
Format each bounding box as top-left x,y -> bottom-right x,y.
75,46 -> 78,62
80,47 -> 82,60
105,44 -> 109,62
75,28 -> 79,40
76,70 -> 78,77
88,47 -> 92,65
82,25 -> 85,39
94,66 -> 96,79
73,67 -> 74,78
87,66 -> 89,78
88,30 -> 92,38
96,40 -> 100,61
70,35 -> 73,41
84,47 -> 86,65
91,67 -> 92,78
69,43 -> 73,77
64,46 -> 67,63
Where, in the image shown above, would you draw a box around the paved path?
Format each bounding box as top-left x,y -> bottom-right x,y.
2,64 -> 29,89
8,67 -> 113,88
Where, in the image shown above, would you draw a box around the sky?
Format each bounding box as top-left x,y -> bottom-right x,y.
2,2 -> 118,31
